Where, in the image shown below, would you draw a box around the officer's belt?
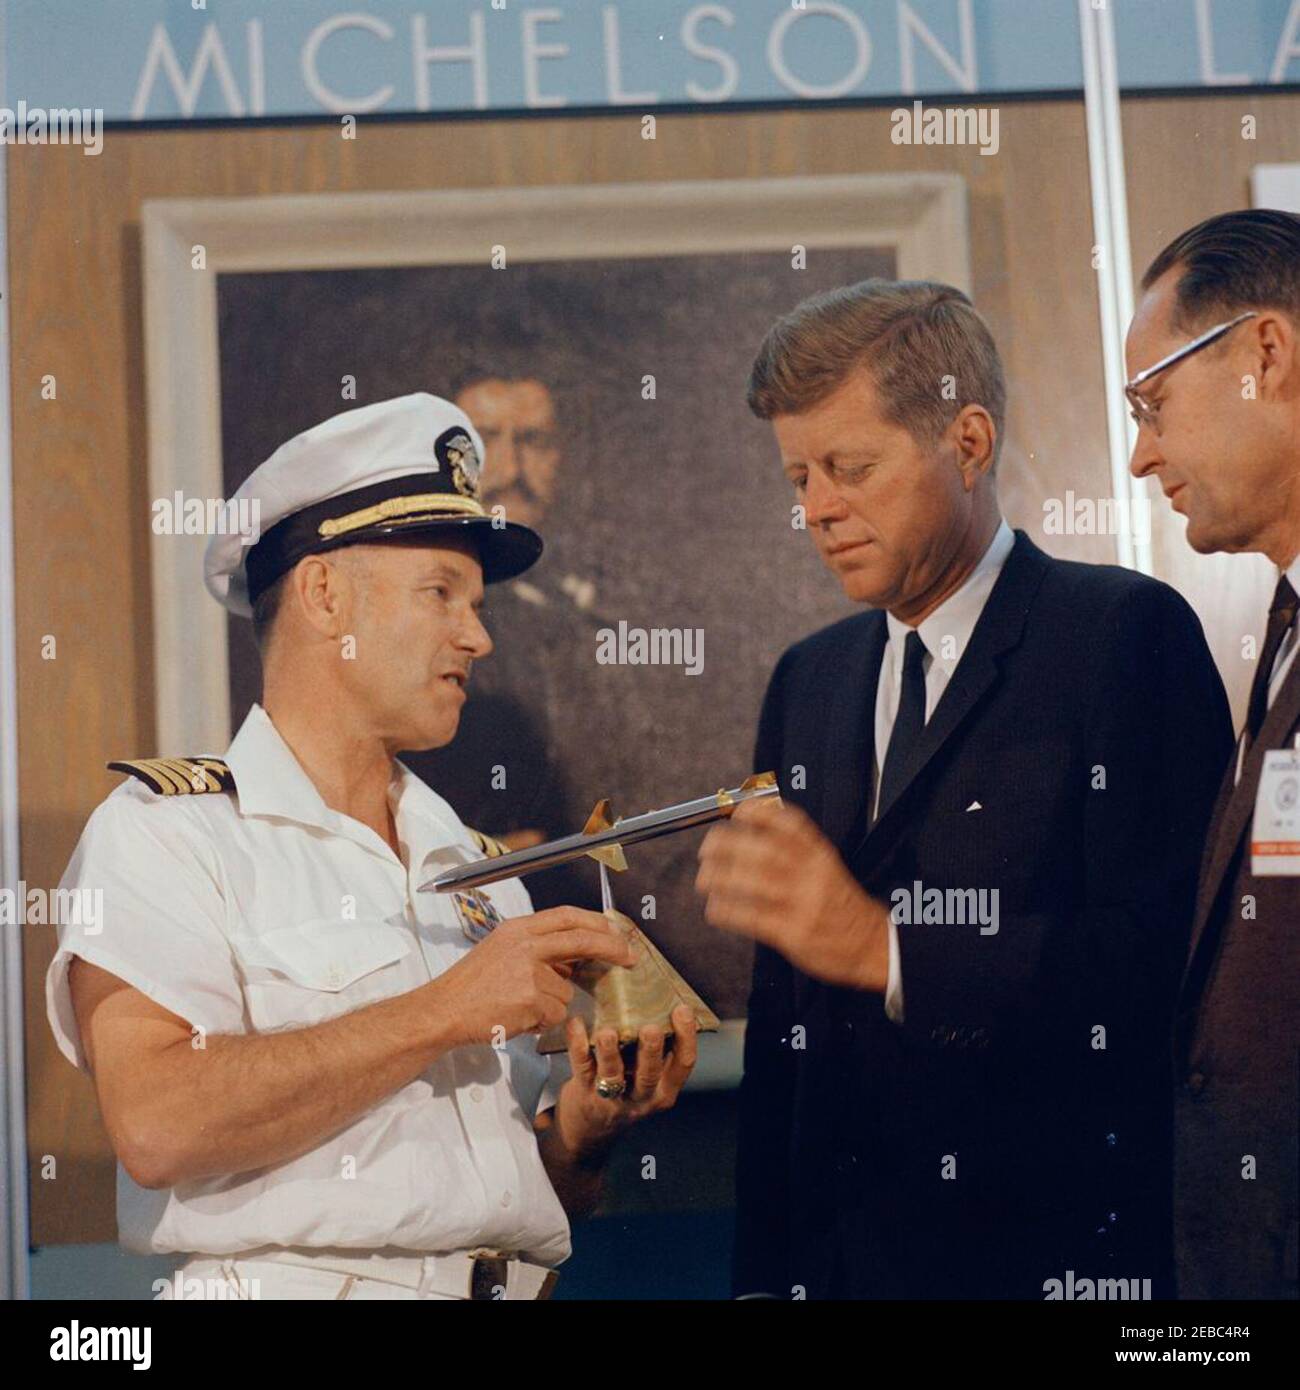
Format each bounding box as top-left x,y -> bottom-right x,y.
239,1246 -> 558,1300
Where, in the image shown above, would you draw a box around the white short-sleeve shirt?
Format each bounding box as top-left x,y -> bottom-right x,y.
45,704 -> 571,1265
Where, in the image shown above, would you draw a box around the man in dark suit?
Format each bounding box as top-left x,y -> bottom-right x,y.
696,278 -> 1232,1300
1127,209 -> 1300,1300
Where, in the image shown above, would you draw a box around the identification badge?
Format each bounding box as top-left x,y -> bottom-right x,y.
452,888 -> 504,941
1251,748 -> 1300,876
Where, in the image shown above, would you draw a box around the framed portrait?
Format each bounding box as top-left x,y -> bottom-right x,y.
142,173 -> 970,1072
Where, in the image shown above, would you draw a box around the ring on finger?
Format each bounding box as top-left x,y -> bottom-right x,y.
595,1076 -> 627,1100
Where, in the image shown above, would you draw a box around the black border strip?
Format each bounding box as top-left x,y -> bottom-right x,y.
93,82 -> 1300,134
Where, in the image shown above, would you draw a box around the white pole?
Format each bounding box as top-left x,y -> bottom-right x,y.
0,0 -> 32,1300
1079,0 -> 1151,574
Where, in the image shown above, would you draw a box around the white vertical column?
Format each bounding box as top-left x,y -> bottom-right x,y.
1079,0 -> 1152,574
0,0 -> 32,1301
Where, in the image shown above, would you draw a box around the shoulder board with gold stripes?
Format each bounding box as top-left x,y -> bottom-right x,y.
467,826 -> 512,859
107,757 -> 236,796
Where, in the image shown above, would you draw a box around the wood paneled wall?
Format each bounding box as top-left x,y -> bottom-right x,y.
10,94 -> 1295,1243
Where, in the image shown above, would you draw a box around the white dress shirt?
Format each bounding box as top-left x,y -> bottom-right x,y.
873,520 -> 1016,1022
46,704 -> 570,1265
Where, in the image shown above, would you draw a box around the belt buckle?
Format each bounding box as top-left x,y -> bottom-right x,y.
469,1249 -> 509,1301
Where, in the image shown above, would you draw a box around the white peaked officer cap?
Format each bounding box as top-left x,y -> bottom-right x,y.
204,392 -> 543,617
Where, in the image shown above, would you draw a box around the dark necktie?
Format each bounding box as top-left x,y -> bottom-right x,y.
1245,575 -> 1299,748
877,630 -> 928,817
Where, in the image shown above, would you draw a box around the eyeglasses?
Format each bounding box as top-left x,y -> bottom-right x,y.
1124,310 -> 1257,434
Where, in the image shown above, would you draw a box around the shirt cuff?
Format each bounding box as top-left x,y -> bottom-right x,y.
884,913 -> 905,1024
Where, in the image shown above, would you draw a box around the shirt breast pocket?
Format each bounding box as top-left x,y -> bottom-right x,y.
234,918 -> 415,1032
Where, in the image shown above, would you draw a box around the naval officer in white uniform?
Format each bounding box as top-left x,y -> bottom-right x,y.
46,393 -> 698,1300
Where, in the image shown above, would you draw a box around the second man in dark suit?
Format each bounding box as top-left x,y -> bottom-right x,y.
696,278 -> 1232,1299
1128,208 -> 1300,1300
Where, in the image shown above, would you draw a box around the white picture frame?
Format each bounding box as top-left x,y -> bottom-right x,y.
140,172 -> 969,1089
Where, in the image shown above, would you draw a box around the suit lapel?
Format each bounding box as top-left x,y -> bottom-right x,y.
1185,653 -> 1300,973
818,611 -> 886,850
858,530 -> 1049,858
1187,743 -> 1246,948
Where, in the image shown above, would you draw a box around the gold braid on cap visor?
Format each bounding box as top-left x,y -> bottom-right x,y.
317,492 -> 485,537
